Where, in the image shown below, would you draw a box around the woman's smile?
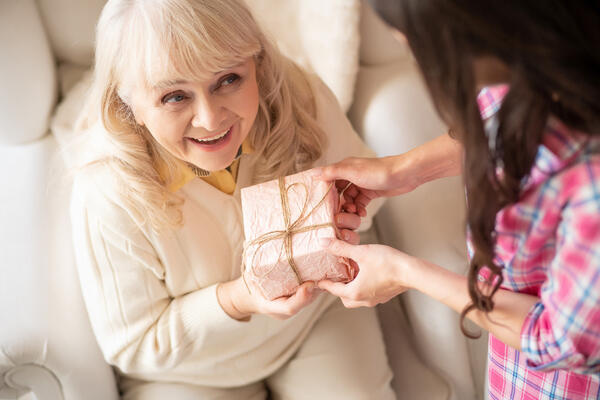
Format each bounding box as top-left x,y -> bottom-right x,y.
185,124 -> 235,153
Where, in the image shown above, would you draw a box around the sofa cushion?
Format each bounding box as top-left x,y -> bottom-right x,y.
0,135 -> 120,400
246,0 -> 361,111
37,0 -> 106,68
0,0 -> 57,144
36,0 -> 360,111
358,1 -> 411,66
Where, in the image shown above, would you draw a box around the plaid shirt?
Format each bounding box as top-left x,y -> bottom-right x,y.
475,86 -> 600,399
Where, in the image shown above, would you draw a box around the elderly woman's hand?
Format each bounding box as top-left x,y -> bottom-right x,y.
216,207 -> 363,322
217,278 -> 320,321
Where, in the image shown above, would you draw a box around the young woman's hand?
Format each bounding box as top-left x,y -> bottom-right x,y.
313,155 -> 419,217
317,238 -> 413,308
334,211 -> 361,245
313,133 -> 463,217
217,278 -> 320,321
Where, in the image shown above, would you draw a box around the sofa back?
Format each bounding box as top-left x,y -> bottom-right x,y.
1,0 -> 407,146
0,1 -> 57,145
1,0 -> 383,146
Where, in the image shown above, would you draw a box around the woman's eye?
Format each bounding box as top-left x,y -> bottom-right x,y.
218,74 -> 240,89
162,92 -> 186,104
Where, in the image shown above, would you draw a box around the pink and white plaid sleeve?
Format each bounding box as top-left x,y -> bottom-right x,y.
520,158 -> 600,374
477,85 -> 509,119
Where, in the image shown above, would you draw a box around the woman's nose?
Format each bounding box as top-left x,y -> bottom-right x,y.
191,97 -> 226,131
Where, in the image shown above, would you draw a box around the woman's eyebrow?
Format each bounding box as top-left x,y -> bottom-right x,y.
214,61 -> 245,75
152,79 -> 190,91
151,62 -> 246,90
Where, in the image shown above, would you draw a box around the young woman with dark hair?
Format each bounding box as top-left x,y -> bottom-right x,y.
316,1 -> 600,398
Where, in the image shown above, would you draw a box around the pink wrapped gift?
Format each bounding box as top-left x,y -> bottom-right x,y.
241,169 -> 354,300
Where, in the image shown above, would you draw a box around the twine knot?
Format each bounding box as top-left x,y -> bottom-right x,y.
242,176 -> 336,291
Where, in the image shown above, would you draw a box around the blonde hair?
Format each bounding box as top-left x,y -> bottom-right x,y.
78,0 -> 327,230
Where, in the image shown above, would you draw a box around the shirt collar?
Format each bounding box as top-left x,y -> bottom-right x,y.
157,140 -> 254,193
478,85 -> 589,186
528,118 -> 589,184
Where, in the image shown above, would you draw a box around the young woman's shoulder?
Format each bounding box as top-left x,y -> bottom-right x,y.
559,153 -> 600,205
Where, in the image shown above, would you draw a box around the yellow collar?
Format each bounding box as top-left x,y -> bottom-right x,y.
158,140 -> 253,194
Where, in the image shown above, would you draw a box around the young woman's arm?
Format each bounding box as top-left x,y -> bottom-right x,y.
314,132 -> 463,216
318,238 -> 538,350
405,255 -> 538,350
320,166 -> 600,363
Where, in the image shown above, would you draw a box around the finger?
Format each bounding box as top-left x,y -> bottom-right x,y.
342,184 -> 359,200
356,206 -> 367,218
355,192 -> 375,210
341,298 -> 364,309
348,259 -> 359,279
310,167 -> 326,181
270,281 -> 312,302
292,282 -> 317,303
312,164 -> 348,182
317,280 -> 350,297
342,202 -> 357,214
272,282 -> 316,314
318,237 -> 360,260
335,212 -> 361,230
339,229 -> 360,245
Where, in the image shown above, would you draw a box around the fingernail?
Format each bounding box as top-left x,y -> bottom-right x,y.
318,238 -> 332,248
343,231 -> 350,240
336,215 -> 343,224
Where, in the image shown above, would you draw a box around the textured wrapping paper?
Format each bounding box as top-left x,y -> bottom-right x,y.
241,170 -> 354,300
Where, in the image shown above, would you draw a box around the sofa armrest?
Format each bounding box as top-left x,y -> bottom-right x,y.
1,364 -> 63,400
0,137 -> 119,400
0,0 -> 57,145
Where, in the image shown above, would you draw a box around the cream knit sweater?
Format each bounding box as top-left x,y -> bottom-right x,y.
70,77 -> 380,387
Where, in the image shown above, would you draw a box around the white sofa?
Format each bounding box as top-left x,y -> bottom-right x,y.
0,1 -> 487,399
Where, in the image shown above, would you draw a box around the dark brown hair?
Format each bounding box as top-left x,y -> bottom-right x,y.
369,0 -> 600,336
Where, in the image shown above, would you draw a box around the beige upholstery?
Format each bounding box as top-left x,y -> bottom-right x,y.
0,1 -> 486,399
0,1 -> 56,145
36,0 -> 106,66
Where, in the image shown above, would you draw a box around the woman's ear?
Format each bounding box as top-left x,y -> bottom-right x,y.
133,111 -> 145,127
118,87 -> 145,126
128,99 -> 146,127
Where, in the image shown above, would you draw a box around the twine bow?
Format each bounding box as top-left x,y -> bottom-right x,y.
242,177 -> 336,291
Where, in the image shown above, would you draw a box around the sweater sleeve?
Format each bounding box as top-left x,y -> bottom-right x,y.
310,75 -> 385,231
520,161 -> 600,374
70,173 -> 250,376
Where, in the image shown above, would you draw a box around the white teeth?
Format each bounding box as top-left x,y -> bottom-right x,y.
192,128 -> 231,143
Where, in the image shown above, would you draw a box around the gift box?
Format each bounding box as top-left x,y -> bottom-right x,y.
241,169 -> 354,300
